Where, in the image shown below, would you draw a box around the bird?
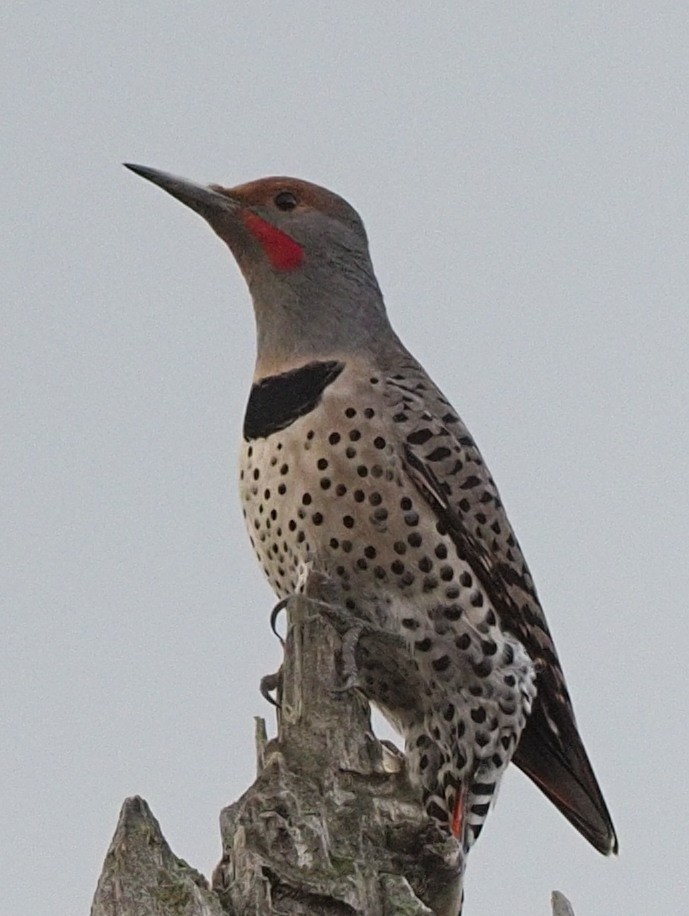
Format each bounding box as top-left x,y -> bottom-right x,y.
125,163 -> 618,899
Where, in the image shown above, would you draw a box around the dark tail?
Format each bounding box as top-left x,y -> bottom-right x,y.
513,699 -> 618,855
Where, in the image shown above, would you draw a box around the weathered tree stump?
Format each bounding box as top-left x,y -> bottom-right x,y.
90,595 -> 575,915
90,795 -> 225,916
211,595 -> 461,915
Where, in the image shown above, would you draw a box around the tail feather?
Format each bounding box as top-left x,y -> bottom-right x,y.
513,699 -> 618,855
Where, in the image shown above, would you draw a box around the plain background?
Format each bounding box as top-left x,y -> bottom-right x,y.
4,3 -> 688,914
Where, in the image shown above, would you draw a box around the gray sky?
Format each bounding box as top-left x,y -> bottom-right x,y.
4,3 -> 688,914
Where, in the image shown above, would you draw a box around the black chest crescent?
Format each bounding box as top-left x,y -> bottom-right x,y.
243,360 -> 345,440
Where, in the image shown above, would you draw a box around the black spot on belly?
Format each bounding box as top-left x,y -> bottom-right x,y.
243,361 -> 345,440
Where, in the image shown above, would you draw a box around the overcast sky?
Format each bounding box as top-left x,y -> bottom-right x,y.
4,4 -> 689,914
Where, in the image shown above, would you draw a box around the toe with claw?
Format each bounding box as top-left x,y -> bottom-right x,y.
269,598 -> 289,643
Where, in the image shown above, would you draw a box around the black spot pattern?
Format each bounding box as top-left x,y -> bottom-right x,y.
240,361 -> 539,854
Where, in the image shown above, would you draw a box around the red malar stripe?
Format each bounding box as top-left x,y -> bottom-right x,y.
241,211 -> 304,271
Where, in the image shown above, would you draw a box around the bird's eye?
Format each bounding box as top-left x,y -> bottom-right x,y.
274,190 -> 298,211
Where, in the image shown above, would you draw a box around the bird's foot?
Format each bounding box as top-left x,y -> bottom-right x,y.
270,581 -> 343,639
259,666 -> 282,707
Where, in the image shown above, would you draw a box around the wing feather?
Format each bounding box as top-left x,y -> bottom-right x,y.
385,363 -> 618,854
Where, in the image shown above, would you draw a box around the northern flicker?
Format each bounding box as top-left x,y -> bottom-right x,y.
125,164 -> 618,887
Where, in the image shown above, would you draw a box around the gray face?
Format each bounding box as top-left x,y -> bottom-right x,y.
124,166 -> 398,372
207,178 -> 393,372
232,208 -> 392,372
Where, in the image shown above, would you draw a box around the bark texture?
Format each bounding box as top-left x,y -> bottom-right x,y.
90,795 -> 225,916
91,595 -> 575,916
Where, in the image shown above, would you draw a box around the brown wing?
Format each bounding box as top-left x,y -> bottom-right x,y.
384,362 -> 618,854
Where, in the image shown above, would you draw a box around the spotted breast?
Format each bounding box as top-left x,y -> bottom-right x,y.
240,357 -> 537,852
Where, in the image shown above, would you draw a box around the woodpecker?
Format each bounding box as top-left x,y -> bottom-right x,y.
125,164 -> 617,906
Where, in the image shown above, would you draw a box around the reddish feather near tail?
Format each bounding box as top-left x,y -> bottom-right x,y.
451,790 -> 464,840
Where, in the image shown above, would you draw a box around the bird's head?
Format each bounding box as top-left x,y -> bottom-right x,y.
125,165 -> 396,374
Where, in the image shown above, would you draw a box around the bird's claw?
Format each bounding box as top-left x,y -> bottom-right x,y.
270,598 -> 289,643
380,739 -> 406,774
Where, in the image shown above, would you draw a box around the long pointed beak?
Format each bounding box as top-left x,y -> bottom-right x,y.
124,163 -> 238,221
